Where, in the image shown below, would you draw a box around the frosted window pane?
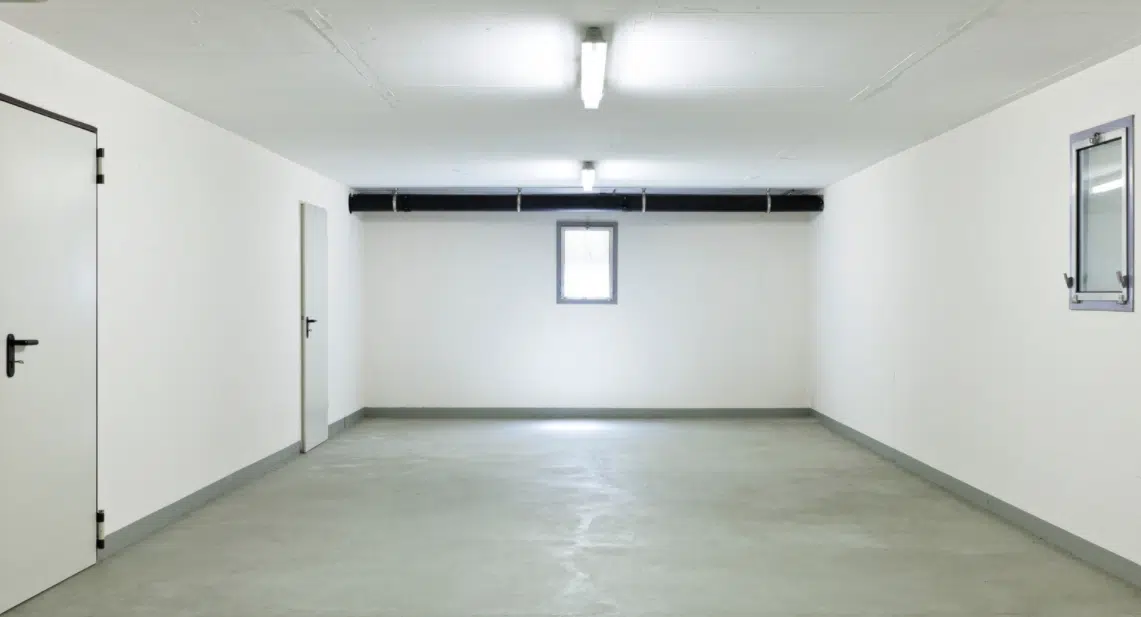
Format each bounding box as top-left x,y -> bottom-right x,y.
562,228 -> 612,300
1077,138 -> 1125,293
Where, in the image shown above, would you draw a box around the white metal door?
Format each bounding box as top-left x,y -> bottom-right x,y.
301,203 -> 329,452
0,99 -> 97,613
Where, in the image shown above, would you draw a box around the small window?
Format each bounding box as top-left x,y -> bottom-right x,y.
1069,116 -> 1134,312
557,221 -> 617,304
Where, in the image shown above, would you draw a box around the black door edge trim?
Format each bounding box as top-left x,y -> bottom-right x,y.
0,91 -> 97,134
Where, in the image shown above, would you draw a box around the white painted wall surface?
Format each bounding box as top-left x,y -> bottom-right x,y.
0,20 -> 361,533
816,45 -> 1141,564
362,213 -> 812,409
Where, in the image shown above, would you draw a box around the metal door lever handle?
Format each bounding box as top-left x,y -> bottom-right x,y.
6,334 -> 39,378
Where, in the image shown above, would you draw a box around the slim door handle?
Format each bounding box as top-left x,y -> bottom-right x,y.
6,334 -> 40,378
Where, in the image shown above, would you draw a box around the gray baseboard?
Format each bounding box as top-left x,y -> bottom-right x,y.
813,410 -> 1141,590
363,407 -> 813,420
328,407 -> 366,439
98,440 -> 302,560
101,409 -> 371,560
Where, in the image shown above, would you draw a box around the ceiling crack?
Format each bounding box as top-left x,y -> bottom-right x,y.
850,0 -> 1004,103
292,7 -> 398,109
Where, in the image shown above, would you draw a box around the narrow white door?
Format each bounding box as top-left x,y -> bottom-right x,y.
301,203 -> 329,452
0,99 -> 97,612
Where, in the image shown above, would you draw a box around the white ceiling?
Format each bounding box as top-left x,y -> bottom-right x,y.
4,0 -> 1141,190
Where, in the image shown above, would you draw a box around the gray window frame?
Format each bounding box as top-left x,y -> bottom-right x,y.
1069,116 -> 1134,312
557,221 -> 618,305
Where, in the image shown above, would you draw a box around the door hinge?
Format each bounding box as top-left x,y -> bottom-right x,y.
96,510 -> 106,549
96,148 -> 105,185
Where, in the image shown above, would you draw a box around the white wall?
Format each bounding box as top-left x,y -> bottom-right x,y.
816,45 -> 1141,564
0,21 -> 361,533
362,212 -> 812,409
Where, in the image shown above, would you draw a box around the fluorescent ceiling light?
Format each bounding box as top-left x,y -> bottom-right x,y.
581,162 -> 596,192
1092,178 -> 1125,194
581,27 -> 607,110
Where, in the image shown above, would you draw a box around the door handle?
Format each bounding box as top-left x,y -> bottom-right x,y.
304,317 -> 317,339
6,334 -> 40,378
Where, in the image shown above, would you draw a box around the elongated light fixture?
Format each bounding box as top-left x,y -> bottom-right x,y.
581,162 -> 596,192
581,27 -> 607,110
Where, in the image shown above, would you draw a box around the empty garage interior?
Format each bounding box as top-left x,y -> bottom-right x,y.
4,0 -> 1141,615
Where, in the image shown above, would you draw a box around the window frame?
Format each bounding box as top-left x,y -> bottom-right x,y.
556,221 -> 618,305
1069,116 -> 1134,312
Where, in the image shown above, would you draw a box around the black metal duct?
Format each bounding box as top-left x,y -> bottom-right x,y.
349,192 -> 823,213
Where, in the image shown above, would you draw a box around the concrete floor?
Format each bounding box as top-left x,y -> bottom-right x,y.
10,418 -> 1141,616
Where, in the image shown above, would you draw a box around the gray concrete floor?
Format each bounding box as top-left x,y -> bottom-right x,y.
10,418 -> 1141,616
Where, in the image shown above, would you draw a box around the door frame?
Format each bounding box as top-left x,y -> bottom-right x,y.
0,91 -> 100,569
0,92 -> 98,134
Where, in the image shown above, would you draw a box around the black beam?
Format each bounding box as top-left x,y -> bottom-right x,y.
769,194 -> 825,213
647,195 -> 769,212
400,194 -> 516,212
349,192 -> 823,213
520,194 -> 633,212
